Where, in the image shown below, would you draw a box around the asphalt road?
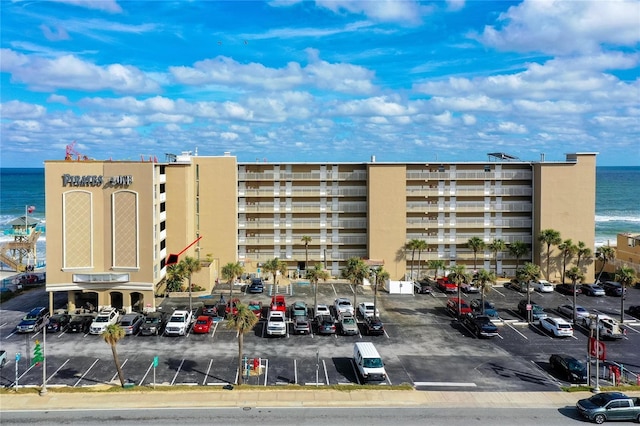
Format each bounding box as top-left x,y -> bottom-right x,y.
1,280 -> 639,391
0,406 -> 586,426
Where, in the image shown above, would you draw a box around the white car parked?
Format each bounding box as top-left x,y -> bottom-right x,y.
334,298 -> 354,316
357,302 -> 380,319
266,311 -> 287,336
532,279 -> 554,293
315,304 -> 331,317
540,317 -> 574,337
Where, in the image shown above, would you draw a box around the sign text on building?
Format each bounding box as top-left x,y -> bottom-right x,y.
62,174 -> 133,187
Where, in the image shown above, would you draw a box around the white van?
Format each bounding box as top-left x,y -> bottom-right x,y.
353,342 -> 387,382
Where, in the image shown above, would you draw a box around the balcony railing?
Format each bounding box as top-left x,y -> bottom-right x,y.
405,170 -> 532,180
406,218 -> 533,229
407,202 -> 532,213
406,186 -> 532,197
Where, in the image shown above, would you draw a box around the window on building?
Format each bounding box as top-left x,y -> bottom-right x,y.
160,202 -> 166,213
484,165 -> 491,172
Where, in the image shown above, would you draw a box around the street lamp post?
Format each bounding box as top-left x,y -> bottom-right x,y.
39,319 -> 48,396
372,270 -> 378,320
590,314 -> 601,393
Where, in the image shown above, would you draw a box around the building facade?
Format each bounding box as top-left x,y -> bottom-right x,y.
45,152 -> 597,313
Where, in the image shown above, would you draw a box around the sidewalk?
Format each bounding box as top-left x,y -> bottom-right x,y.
2,388 -> 639,411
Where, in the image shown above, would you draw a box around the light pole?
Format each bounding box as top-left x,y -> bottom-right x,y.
590,314 -> 600,393
372,270 -> 378,320
39,319 -> 48,396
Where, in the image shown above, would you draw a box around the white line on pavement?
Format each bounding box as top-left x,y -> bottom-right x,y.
47,359 -> 70,383
506,322 -> 528,339
76,358 -> 100,387
413,381 -> 477,387
170,359 -> 185,386
203,359 -> 213,385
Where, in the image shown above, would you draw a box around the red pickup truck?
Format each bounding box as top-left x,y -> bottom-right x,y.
437,277 -> 457,293
270,295 -> 287,313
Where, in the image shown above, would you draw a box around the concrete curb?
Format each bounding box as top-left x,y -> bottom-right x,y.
2,390 -> 640,411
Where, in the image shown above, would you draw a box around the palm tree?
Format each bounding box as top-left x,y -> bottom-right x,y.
488,239 -> 506,275
301,235 -> 312,272
558,239 -> 577,284
447,264 -> 469,318
427,259 -> 445,280
414,240 -> 428,281
221,262 -> 244,299
566,266 -> 584,324
165,263 -> 185,293
575,241 -> 592,271
263,257 -> 281,285
180,256 -> 201,314
341,257 -> 368,316
508,241 -> 529,270
538,229 -> 561,281
226,303 -> 259,385
405,239 -> 420,281
306,263 -> 330,315
475,269 -> 496,315
595,245 -> 616,284
277,259 -> 288,284
466,237 -> 486,271
615,266 -> 637,324
517,262 -> 541,323
102,324 -> 126,387
371,266 -> 389,320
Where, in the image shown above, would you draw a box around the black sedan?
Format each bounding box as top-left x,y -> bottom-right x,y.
363,316 -> 385,336
555,283 -> 582,295
67,314 -> 94,333
248,278 -> 264,294
46,313 -> 71,332
549,354 -> 587,383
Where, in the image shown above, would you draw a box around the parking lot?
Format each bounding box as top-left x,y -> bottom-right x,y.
1,280 -> 639,391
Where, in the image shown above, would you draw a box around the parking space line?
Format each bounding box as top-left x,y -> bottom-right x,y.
264,358 -> 269,386
529,360 -> 562,387
624,324 -> 640,334
110,358 -> 128,383
4,330 -> 16,339
47,359 -> 70,383
505,322 -> 528,339
139,362 -> 153,386
170,358 -> 185,385
414,381 -> 477,387
203,359 -> 213,385
294,359 -> 297,384
0,322 -> 7,327
492,288 -> 505,298
331,283 -> 338,296
322,359 -> 329,385
75,358 -> 100,387
350,359 -> 361,385
210,321 -> 219,339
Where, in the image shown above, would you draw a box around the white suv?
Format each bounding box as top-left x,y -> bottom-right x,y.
164,310 -> 193,336
90,308 -> 120,335
266,311 -> 287,336
540,317 -> 573,337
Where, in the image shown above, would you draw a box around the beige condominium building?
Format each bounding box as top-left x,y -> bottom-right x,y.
44,151 -> 596,313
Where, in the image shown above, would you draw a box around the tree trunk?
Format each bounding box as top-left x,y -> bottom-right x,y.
416,251 -> 422,281
111,344 -> 125,387
410,250 -> 415,281
237,333 -> 244,385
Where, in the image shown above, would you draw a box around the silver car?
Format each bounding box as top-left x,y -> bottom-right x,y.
557,304 -> 589,321
339,313 -> 358,335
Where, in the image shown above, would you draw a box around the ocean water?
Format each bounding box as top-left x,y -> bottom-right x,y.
595,166 -> 640,246
0,167 -> 638,267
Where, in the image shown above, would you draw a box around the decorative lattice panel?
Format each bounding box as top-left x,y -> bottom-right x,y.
63,191 -> 92,268
113,191 -> 138,268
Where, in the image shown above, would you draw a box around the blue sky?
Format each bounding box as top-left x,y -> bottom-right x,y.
1,0 -> 639,166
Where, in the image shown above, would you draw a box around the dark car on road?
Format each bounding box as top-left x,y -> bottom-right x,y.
414,280 -> 433,294
46,313 -> 71,332
140,312 -> 168,336
629,305 -> 640,319
363,316 -> 385,336
461,313 -> 499,338
293,316 -> 311,334
517,299 -> 547,321
68,314 -> 94,333
248,278 -> 264,294
555,283 -> 581,295
470,299 -> 499,318
549,354 -> 587,383
202,302 -> 218,317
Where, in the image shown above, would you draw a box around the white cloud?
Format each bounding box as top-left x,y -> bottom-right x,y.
0,100 -> 46,119
0,49 -> 160,94
52,0 -> 123,13
170,52 -> 376,95
477,0 -> 640,55
315,0 -> 427,25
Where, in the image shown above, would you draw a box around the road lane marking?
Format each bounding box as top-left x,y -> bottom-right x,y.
203,359 -> 213,385
413,381 -> 477,387
139,362 -> 153,386
322,359 -> 329,385
75,358 -> 100,387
